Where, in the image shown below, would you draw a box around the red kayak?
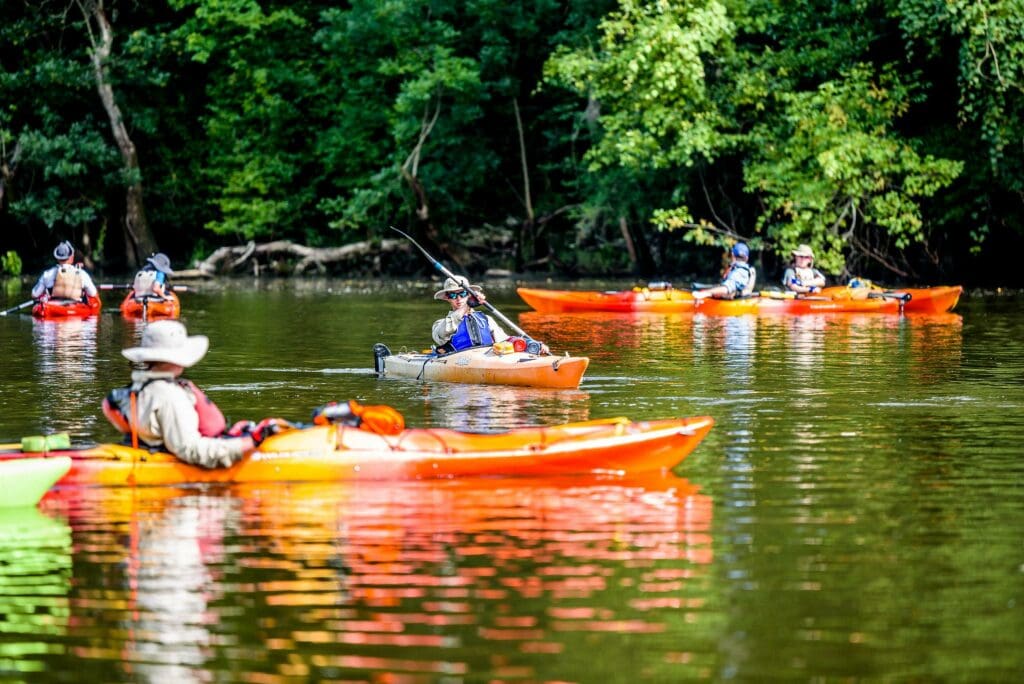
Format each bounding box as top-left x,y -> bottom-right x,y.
31,296 -> 102,319
119,291 -> 181,319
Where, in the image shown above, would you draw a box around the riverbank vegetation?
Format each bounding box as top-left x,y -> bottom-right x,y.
2,0 -> 1023,286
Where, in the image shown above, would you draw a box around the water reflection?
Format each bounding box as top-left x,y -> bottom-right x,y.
47,477 -> 713,680
31,318 -> 101,438
0,507 -> 72,677
519,311 -> 695,364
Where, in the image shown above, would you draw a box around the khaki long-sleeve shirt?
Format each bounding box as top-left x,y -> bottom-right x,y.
129,370 -> 246,469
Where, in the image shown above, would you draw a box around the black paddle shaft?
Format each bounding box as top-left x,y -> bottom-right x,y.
389,226 -> 537,342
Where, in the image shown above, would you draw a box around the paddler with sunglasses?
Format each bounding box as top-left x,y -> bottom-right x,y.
432,277 -> 548,354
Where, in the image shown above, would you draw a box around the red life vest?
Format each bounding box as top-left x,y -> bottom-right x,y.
102,378 -> 227,447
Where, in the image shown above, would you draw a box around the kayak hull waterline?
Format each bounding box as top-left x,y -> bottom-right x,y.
376,345 -> 589,389
31,296 -> 102,319
0,417 -> 714,487
517,286 -> 962,315
119,291 -> 181,319
0,457 -> 72,506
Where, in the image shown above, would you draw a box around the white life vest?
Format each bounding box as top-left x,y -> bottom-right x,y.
132,269 -> 159,297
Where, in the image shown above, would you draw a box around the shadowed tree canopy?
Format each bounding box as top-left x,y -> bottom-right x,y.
1,0 -> 1022,286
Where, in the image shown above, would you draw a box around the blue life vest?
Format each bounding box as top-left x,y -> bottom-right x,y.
449,312 -> 495,350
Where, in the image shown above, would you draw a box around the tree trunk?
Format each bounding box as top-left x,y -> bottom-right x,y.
513,98 -> 534,272
0,140 -> 21,209
77,0 -> 158,268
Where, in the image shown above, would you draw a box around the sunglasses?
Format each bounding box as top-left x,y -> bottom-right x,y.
446,290 -> 470,300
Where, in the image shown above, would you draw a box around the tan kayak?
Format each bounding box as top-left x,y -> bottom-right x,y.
374,344 -> 589,389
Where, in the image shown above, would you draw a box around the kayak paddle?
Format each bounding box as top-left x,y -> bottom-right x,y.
100,283 -> 191,292
389,225 -> 546,354
0,300 -> 34,316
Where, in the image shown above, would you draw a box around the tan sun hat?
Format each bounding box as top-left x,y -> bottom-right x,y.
433,276 -> 483,301
792,244 -> 815,258
122,320 -> 209,367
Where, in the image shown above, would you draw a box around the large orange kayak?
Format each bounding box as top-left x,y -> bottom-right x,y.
119,291 -> 181,319
517,285 -> 962,315
0,416 -> 714,486
31,296 -> 102,319
375,344 -> 589,389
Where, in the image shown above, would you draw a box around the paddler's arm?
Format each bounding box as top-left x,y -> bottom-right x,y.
433,297 -> 472,345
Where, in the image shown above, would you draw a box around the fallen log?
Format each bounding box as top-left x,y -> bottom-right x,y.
194,239 -> 410,276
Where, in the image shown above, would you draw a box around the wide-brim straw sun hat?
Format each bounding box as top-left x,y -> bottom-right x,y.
792,244 -> 815,258
122,320 -> 209,368
433,276 -> 483,301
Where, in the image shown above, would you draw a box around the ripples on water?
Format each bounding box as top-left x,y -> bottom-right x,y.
25,479 -> 713,682
1,282 -> 1022,680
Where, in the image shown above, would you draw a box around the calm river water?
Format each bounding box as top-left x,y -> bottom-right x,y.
1,277 -> 1022,682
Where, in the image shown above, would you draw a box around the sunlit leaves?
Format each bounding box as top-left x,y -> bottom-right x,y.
745,64 -> 962,272
544,0 -> 735,172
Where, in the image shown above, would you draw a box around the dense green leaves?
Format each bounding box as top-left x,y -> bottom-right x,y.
1,0 -> 1022,283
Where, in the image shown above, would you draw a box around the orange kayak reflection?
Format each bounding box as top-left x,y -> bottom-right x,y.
41,474 -> 713,680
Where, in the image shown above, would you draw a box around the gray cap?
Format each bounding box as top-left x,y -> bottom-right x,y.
53,241 -> 74,260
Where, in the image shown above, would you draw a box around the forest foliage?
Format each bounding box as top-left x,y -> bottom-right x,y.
2,0 -> 1023,285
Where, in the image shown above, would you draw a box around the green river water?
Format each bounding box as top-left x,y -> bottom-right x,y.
0,278 -> 1021,682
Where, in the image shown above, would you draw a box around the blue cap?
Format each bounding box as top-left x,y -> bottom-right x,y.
731,242 -> 749,259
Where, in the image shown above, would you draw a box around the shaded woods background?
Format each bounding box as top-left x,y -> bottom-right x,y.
2,0 -> 1023,286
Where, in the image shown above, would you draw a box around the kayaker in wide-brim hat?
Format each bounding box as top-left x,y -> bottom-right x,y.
105,320 -> 287,469
430,276 -> 510,353
783,244 -> 826,294
433,276 -> 483,301
132,252 -> 173,300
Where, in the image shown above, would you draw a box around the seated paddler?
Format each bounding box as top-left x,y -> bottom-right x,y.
131,252 -> 174,300
431,277 -> 510,353
692,242 -> 756,300
102,320 -> 283,468
782,244 -> 826,294
31,240 -> 100,304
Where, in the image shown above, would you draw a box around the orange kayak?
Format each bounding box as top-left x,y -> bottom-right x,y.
0,416 -> 714,486
518,285 -> 963,315
376,344 -> 589,389
31,296 -> 102,319
518,286 -> 696,313
119,291 -> 181,319
820,285 -> 962,314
